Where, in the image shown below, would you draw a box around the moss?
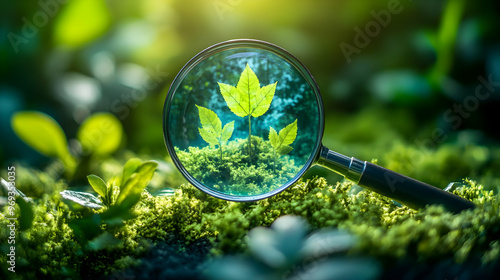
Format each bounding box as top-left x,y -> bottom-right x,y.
175,136 -> 302,196
1,160 -> 499,279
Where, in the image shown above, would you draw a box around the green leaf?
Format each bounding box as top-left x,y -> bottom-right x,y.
53,0 -> 111,48
237,64 -> 261,102
87,174 -> 108,198
121,158 -> 143,187
269,120 -> 298,155
218,82 -> 249,117
269,127 -> 279,148
277,146 -> 293,156
16,197 -> 34,231
60,190 -> 104,209
221,121 -> 235,144
197,105 -> 223,147
77,113 -> 123,156
218,64 -> 277,119
11,111 -> 71,160
116,161 -> 158,209
279,119 -> 298,147
68,213 -> 102,245
197,105 -> 222,134
251,82 -> 277,117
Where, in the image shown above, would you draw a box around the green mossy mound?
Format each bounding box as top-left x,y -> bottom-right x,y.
175,136 -> 302,196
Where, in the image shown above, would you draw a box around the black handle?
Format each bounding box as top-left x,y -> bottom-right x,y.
358,162 -> 476,213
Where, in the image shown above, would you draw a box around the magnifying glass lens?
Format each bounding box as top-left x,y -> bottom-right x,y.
164,41 -> 323,200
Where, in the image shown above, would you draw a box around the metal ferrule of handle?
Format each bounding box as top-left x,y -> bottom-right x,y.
316,146 -> 366,183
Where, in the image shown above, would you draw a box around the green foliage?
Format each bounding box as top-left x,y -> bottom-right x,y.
76,113 -> 124,157
116,160 -> 158,209
87,174 -> 108,198
269,119 -> 298,156
196,105 -> 234,162
218,64 -> 277,118
60,158 -> 158,209
11,111 -> 123,180
11,111 -> 76,172
16,196 -> 34,231
218,64 -> 277,158
53,0 -> 111,48
269,120 -> 298,173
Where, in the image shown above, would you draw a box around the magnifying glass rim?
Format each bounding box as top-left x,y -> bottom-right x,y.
163,38 -> 325,202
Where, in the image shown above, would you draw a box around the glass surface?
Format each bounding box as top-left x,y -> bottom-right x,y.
164,41 -> 322,199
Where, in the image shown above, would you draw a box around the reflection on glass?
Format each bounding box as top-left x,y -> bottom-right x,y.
166,46 -> 320,197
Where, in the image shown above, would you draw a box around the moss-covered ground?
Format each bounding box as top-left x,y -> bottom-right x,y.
1,157 -> 499,279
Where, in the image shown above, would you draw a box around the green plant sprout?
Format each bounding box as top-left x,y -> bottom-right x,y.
60,158 -> 158,209
196,105 -> 234,163
58,158 -> 158,249
11,111 -> 123,180
218,64 -> 277,160
269,120 -> 298,173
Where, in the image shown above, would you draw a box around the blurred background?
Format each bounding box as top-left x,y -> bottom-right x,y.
1,0 -> 500,190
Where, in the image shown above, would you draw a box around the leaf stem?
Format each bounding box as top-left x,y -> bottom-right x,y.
273,149 -> 276,174
248,115 -> 252,162
220,142 -> 223,164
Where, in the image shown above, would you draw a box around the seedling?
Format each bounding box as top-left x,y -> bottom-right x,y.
60,158 -> 158,248
196,105 -> 234,163
218,64 -> 277,160
60,158 -> 158,209
269,120 -> 298,173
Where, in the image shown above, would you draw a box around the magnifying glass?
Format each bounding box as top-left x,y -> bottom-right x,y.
163,39 -> 475,213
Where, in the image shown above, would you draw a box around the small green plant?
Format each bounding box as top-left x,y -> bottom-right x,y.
11,111 -> 123,180
60,158 -> 158,209
196,105 -> 234,163
218,64 -> 277,160
60,158 -> 158,248
269,120 -> 298,173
